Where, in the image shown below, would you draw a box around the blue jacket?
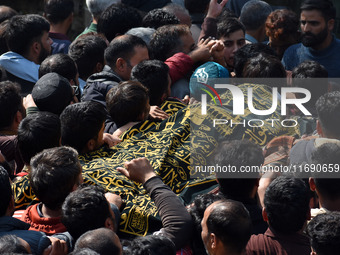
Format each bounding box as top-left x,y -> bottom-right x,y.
0,216 -> 51,255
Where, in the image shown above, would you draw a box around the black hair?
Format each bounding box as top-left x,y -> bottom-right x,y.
70,248 -> 100,255
240,0 -> 272,31
30,146 -> 81,210
307,212 -> 340,255
0,81 -> 23,131
311,143 -> 340,200
188,193 -> 224,255
60,101 -> 106,153
131,60 -> 170,106
292,60 -> 328,110
142,9 -> 179,29
264,176 -> 310,234
217,18 -> 245,39
0,234 -> 30,254
75,228 -> 121,255
0,166 -> 12,216
242,53 -> 286,79
61,185 -> 112,240
128,235 -> 175,255
106,81 -> 149,127
104,34 -> 147,69
301,0 -> 336,21
6,14 -> 50,56
39,53 -> 78,83
0,5 -> 18,24
213,140 -> 263,200
69,35 -> 107,81
184,0 -> 209,15
149,24 -> 191,61
44,0 -> 74,24
316,91 -> 340,138
18,112 -> 61,165
97,3 -> 142,42
234,43 -> 278,78
206,200 -> 252,254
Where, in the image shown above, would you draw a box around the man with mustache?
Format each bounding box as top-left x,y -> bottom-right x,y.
282,0 -> 340,78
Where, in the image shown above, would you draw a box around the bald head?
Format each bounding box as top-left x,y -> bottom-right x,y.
201,200 -> 252,255
75,228 -> 122,255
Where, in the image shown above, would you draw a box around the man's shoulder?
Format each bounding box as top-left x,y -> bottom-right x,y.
284,43 -> 304,56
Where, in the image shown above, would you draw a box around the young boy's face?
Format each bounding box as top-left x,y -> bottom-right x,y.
220,29 -> 246,69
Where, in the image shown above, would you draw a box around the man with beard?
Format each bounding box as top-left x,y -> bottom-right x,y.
0,14 -> 53,95
282,0 -> 340,78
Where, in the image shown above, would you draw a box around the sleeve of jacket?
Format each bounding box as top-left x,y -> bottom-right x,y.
165,53 -> 194,84
144,176 -> 193,250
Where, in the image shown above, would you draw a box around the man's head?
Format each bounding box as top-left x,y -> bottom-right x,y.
307,212 -> 340,255
32,73 -> 75,115
149,24 -> 195,61
292,60 -> 328,112
163,4 -> 192,27
131,60 -> 171,106
142,9 -> 179,29
62,185 -> 116,240
233,43 -> 278,77
0,166 -> 13,216
86,0 -> 121,21
128,235 -> 176,255
75,228 -> 122,255
0,5 -> 17,24
263,176 -> 310,234
30,146 -> 82,211
0,81 -> 25,134
0,235 -> 31,254
97,3 -> 142,42
60,101 -> 106,154
310,143 -> 340,203
18,112 -> 61,165
240,0 -> 271,42
105,34 -> 149,81
316,91 -> 340,139
68,35 -> 107,81
39,53 -> 79,86
217,18 -> 246,68
201,200 -> 252,255
300,0 -> 336,49
242,53 -> 286,79
44,0 -> 74,25
6,14 -> 52,64
106,81 -> 150,127
214,140 -> 263,201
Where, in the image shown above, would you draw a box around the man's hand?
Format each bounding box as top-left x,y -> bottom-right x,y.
23,94 -> 37,109
210,40 -> 227,67
117,158 -> 156,184
103,133 -> 122,147
206,0 -> 229,19
44,237 -> 68,255
149,106 -> 169,121
105,193 -> 123,209
189,37 -> 215,63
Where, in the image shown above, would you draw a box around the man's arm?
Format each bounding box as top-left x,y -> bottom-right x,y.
117,158 -> 193,250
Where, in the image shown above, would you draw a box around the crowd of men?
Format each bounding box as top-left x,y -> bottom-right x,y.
0,0 -> 340,254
